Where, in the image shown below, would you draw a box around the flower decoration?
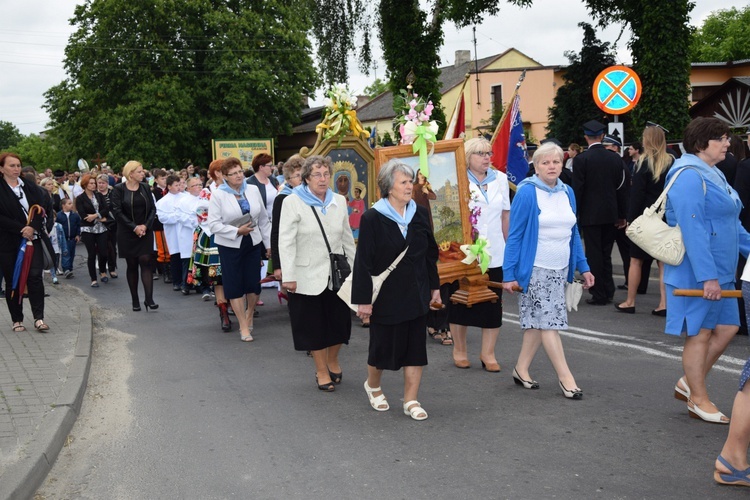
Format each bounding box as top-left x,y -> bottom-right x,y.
460,190 -> 491,272
394,89 -> 439,178
316,83 -> 367,145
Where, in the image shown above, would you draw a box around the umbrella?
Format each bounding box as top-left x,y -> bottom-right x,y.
11,204 -> 46,304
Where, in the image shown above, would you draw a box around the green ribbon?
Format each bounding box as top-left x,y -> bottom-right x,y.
460,237 -> 491,274
411,125 -> 437,178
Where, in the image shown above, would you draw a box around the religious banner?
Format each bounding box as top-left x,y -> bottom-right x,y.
211,139 -> 274,169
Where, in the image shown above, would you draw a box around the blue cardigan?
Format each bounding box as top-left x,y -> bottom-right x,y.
502,181 -> 589,291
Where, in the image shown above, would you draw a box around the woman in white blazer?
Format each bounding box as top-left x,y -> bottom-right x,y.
449,137 -> 510,372
278,155 -> 356,392
207,157 -> 271,342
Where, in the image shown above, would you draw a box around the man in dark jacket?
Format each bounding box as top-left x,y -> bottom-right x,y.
573,120 -> 628,305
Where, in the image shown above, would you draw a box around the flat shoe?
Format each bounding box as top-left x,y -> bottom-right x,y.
652,308 -> 667,317
614,303 -> 635,314
364,380 -> 389,411
687,399 -> 729,424
440,330 -> 453,346
34,319 -> 49,332
715,455 -> 750,486
12,323 -> 26,332
403,400 -> 428,421
674,376 -> 690,402
91,281 -> 99,287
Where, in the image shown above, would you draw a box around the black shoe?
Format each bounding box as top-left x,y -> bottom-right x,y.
652,308 -> 667,317
181,287 -> 190,295
164,276 -> 172,284
328,370 -> 342,384
617,284 -> 628,290
132,301 -> 141,311
144,300 -> 159,311
316,376 -> 335,392
586,298 -> 608,306
614,304 -> 635,314
173,285 -> 182,292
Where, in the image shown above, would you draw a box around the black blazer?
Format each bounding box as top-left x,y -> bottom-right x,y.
110,182 -> 156,231
247,174 -> 279,209
734,158 -> 750,233
270,192 -> 288,271
572,144 -> 628,225
627,158 -> 671,222
0,179 -> 53,253
76,191 -> 109,227
351,205 -> 439,324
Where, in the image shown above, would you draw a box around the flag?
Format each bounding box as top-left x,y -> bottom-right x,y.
368,124 -> 377,148
491,94 -> 527,185
443,94 -> 465,140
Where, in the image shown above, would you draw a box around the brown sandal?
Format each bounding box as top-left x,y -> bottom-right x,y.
34,319 -> 49,332
440,329 -> 453,346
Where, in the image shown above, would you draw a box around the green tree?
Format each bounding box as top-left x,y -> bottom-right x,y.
547,23 -> 619,146
44,0 -> 318,168
363,78 -> 389,98
9,133 -> 70,170
0,121 -> 22,150
690,6 -> 750,62
378,0 -> 446,138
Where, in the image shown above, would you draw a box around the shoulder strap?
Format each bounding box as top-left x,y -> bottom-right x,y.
651,166 -> 706,214
310,206 -> 333,255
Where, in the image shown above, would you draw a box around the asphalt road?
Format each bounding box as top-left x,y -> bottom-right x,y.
35,263 -> 750,499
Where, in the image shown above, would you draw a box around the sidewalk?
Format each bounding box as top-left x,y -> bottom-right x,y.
0,280 -> 92,500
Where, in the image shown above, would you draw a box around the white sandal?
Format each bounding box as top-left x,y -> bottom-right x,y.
403,400 -> 428,421
364,380 -> 389,411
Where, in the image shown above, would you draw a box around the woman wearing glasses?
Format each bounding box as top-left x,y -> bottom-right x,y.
449,138 -> 510,372
270,155 -> 304,281
664,117 -> 750,424
278,155 -> 356,392
207,157 -> 271,342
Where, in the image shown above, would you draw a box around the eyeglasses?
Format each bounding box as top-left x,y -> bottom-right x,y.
646,121 -> 669,134
289,174 -> 302,180
263,163 -> 273,168
473,152 -> 493,158
226,170 -> 244,177
309,172 -> 331,180
710,135 -> 730,143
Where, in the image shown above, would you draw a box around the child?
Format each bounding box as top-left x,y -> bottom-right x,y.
56,198 -> 81,278
47,221 -> 66,284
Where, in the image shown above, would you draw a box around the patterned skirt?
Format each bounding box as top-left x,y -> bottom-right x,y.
188,228 -> 222,287
517,267 -> 568,331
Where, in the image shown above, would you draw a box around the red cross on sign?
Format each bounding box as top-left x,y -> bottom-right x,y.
593,66 -> 642,115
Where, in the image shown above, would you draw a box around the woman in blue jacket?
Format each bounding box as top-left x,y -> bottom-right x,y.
665,117 -> 750,424
502,142 -> 594,399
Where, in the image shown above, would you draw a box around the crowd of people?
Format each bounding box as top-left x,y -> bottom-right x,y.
2,116 -> 750,485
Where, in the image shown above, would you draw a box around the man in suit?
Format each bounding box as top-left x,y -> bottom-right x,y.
573,120 -> 628,305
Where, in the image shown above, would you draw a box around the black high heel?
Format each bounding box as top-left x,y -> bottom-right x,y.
328,370 -> 342,384
316,375 -> 335,392
144,300 -> 159,311
132,299 -> 141,312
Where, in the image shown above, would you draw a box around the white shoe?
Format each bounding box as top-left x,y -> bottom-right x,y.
687,399 -> 729,424
403,400 -> 428,421
674,376 -> 690,402
364,380 -> 389,411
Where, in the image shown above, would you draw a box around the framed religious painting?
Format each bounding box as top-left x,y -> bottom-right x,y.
302,135 -> 375,240
375,139 -> 472,264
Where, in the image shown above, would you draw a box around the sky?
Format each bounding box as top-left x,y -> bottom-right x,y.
0,0 -> 743,136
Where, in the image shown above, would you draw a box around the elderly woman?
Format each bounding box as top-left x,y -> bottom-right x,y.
502,142 -> 594,399
271,154 -> 304,282
278,155 -> 355,392
76,173 -> 110,287
96,173 -> 118,279
207,157 -> 271,341
111,160 -> 158,311
664,117 -> 750,424
353,160 -> 440,420
0,153 -> 53,332
449,137 -> 510,371
616,125 -> 672,315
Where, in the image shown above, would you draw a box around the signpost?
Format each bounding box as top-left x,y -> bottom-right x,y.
593,65 -> 642,147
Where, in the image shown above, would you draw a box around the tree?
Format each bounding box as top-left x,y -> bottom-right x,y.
9,133 -> 70,170
547,23 -> 620,146
363,78 -> 389,99
690,6 -> 750,62
43,0 -> 318,168
0,121 -> 22,150
581,0 -> 693,138
378,0 -> 446,138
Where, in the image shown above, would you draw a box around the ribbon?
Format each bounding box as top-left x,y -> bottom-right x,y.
460,236 -> 491,274
404,121 -> 438,178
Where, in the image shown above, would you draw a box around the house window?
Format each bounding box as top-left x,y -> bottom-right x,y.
491,84 -> 503,117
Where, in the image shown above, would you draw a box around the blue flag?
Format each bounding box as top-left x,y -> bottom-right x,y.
505,96 -> 528,184
368,125 -> 377,148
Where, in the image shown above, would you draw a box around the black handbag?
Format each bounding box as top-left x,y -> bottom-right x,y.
311,207 -> 350,292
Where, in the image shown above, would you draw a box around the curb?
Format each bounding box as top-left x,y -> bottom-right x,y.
0,305 -> 93,500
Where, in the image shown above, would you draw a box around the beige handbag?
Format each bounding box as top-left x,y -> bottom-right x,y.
337,247 -> 408,312
625,167 -> 704,266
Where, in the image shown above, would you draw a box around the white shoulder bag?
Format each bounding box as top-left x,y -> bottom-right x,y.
337,246 -> 409,312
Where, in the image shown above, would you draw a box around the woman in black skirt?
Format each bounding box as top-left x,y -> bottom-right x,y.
449,138 -> 511,372
352,160 -> 441,420
278,156 -> 356,392
111,161 -> 158,311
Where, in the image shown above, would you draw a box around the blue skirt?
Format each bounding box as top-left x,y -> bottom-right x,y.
216,236 -> 261,299
665,282 -> 740,336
